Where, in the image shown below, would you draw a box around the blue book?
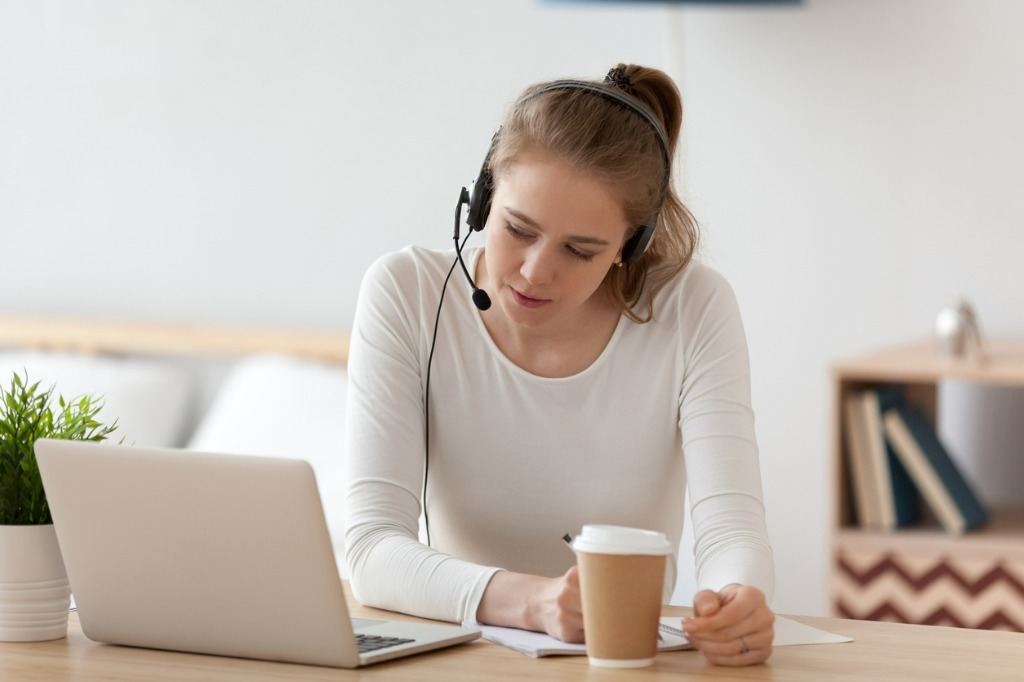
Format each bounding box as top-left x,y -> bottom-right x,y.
873,388 -> 921,528
882,405 -> 988,535
886,435 -> 922,528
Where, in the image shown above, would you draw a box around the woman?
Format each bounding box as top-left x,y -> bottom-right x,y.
344,63 -> 775,666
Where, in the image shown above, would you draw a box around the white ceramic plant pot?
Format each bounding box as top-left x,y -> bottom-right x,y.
0,524 -> 71,642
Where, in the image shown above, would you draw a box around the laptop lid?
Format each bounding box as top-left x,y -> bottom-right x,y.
34,439 -> 479,668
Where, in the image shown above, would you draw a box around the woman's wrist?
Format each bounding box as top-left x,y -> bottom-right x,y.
477,566 -> 584,642
476,570 -> 546,630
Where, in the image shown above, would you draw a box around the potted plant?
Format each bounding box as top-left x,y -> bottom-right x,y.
0,372 -> 117,642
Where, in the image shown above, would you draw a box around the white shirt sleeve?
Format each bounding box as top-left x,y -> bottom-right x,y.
675,267 -> 775,602
343,251 -> 500,624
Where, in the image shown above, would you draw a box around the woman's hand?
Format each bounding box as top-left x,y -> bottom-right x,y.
528,566 -> 584,642
681,584 -> 774,666
477,566 -> 584,642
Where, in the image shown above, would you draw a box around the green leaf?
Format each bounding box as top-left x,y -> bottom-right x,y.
0,370 -> 117,524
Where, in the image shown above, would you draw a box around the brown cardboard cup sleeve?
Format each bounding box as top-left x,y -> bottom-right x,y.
571,525 -> 672,668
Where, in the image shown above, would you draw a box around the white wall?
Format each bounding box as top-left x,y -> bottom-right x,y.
0,0 -> 665,328
3,0 -> 1023,618
677,0 -> 1024,617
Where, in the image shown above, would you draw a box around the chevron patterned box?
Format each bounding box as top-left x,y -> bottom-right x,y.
832,511 -> 1024,632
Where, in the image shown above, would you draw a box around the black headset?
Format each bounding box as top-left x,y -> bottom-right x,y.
452,79 -> 674,311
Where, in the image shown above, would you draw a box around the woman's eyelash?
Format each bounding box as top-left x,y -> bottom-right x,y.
505,224 -> 530,240
566,246 -> 595,262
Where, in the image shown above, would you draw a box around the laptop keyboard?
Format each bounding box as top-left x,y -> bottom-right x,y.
356,633 -> 415,653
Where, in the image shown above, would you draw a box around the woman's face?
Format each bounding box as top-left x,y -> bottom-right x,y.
481,151 -> 630,334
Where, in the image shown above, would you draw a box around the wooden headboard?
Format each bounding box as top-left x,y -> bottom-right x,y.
0,316 -> 349,366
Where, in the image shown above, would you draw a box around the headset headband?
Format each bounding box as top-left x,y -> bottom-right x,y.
521,80 -> 672,189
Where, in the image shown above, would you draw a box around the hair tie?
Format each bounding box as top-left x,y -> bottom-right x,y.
604,66 -> 638,98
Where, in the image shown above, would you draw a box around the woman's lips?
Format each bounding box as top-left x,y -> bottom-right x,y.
511,288 -> 549,309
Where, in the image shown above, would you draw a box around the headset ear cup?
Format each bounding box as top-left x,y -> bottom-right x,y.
466,164 -> 493,232
620,222 -> 656,263
466,133 -> 500,232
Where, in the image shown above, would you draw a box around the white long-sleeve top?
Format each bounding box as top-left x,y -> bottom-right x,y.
344,245 -> 774,625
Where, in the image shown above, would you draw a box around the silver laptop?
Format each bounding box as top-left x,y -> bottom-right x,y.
34,438 -> 480,668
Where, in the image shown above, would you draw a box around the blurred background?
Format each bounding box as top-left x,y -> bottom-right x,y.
3,0 -> 1023,618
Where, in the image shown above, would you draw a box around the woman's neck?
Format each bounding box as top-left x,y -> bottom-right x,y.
478,282 -> 621,378
488,309 -> 620,378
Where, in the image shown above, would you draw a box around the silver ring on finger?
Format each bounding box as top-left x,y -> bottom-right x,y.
739,635 -> 750,654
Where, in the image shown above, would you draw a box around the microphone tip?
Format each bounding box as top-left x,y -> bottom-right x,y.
472,289 -> 492,311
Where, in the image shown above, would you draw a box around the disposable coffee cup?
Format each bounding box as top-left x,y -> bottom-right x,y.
571,524 -> 672,668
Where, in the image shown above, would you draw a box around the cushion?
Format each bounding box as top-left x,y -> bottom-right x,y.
0,351 -> 197,448
186,354 -> 348,572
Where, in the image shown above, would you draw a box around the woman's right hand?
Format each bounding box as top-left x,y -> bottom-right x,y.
477,566 -> 584,642
527,565 -> 584,642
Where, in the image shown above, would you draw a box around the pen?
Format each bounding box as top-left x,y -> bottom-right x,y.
561,533 -> 678,643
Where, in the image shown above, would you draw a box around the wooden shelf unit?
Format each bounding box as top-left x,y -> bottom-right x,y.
830,339 -> 1024,632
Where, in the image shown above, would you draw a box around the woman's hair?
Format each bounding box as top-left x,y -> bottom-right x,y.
489,63 -> 698,323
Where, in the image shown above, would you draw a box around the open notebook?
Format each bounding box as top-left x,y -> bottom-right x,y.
477,615 -> 852,657
35,439 -> 480,668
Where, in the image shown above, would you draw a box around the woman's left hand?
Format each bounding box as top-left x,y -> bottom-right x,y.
680,584 -> 774,666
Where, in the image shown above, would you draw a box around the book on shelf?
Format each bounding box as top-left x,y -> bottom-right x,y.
844,388 -> 922,530
860,388 -> 921,530
882,404 -> 989,535
843,391 -> 881,528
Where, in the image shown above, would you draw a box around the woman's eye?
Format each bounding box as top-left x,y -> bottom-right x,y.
566,245 -> 596,262
505,224 -> 530,240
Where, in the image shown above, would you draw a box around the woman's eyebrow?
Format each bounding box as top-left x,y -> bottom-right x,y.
505,207 -> 612,246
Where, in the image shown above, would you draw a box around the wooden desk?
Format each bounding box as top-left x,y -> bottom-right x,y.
1,595 -> 1021,681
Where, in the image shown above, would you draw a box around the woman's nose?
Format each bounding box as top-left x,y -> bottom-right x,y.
519,246 -> 556,285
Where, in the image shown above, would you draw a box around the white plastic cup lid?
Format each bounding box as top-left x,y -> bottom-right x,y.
570,525 -> 672,556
